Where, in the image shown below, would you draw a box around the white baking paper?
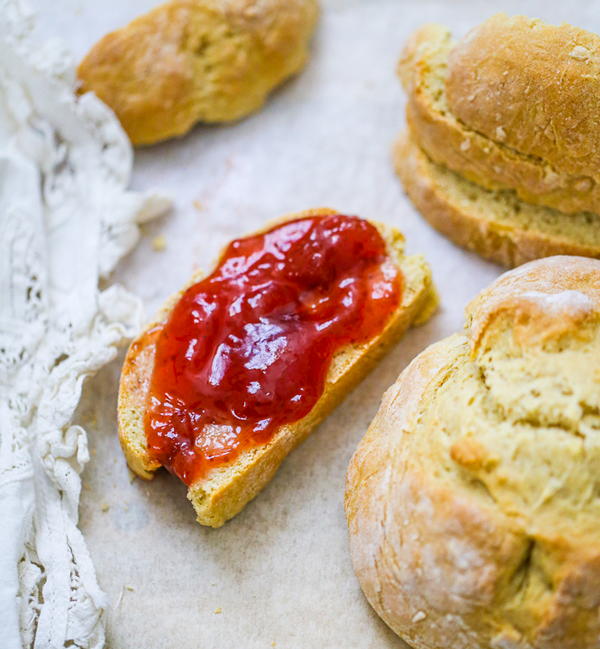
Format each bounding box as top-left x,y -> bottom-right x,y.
30,1 -> 600,648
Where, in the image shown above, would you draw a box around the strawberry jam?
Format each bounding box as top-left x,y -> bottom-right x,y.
145,213 -> 402,485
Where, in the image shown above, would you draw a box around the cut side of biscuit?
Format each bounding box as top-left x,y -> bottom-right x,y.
400,22 -> 600,215
118,208 -> 437,527
395,131 -> 600,268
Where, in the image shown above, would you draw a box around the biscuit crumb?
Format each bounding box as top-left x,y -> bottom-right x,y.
569,45 -> 590,61
125,585 -> 135,592
193,200 -> 204,211
544,168 -> 559,184
271,642 -> 277,647
152,235 -> 167,251
128,470 -> 137,484
451,438 -> 485,469
101,503 -> 110,513
214,607 -> 222,614
412,611 -> 426,623
573,177 -> 593,193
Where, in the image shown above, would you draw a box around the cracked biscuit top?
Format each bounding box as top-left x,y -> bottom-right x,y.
345,255 -> 600,649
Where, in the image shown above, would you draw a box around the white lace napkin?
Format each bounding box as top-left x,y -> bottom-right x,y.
0,2 -> 170,647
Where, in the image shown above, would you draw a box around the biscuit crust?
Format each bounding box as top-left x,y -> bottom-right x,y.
447,15 -> 600,180
394,131 -> 600,268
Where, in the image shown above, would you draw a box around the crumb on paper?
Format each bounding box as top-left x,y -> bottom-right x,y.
412,611 -> 426,623
271,642 -> 277,647
193,200 -> 204,211
152,235 -> 167,251
115,585 -> 135,609
214,607 -> 222,614
101,503 -> 110,513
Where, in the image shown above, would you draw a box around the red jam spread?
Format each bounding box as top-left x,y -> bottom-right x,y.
144,213 -> 402,485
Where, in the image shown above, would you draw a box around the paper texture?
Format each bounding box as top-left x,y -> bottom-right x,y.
31,1 -> 600,647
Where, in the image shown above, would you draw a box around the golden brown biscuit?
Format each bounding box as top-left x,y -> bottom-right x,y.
399,19 -> 600,215
447,14 -> 600,180
346,255 -> 600,649
78,0 -> 318,145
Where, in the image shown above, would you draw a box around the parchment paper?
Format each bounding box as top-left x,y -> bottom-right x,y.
30,1 -> 600,647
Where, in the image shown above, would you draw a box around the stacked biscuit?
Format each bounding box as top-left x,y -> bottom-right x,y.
395,14 -> 600,267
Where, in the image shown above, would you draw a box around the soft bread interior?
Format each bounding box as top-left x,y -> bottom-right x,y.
118,209 -> 437,526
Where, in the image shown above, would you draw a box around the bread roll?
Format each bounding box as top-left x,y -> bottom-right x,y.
119,208 -> 437,527
447,14 -> 600,180
78,0 -> 318,145
346,256 -> 600,649
398,22 -> 600,214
